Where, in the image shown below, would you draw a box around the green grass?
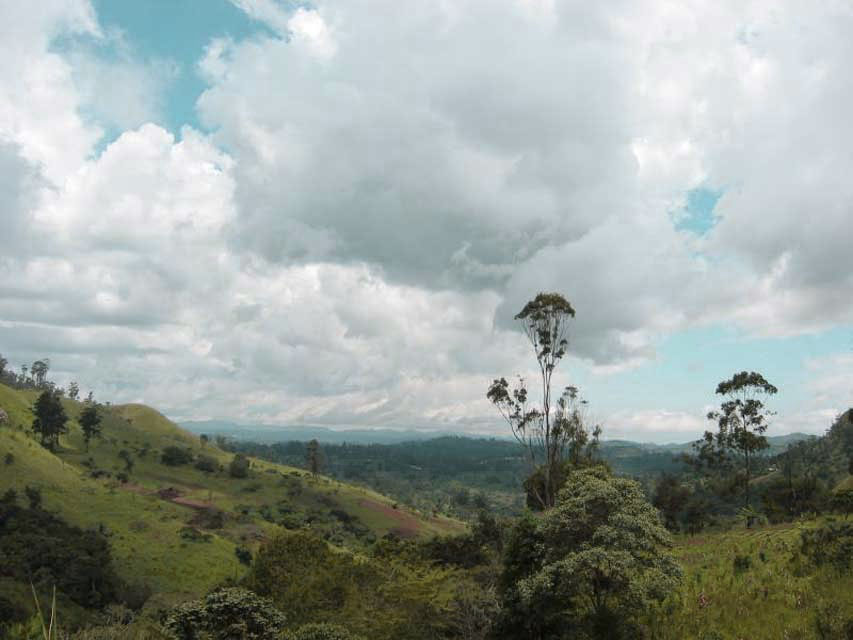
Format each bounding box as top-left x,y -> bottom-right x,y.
648,520 -> 853,639
0,383 -> 465,611
836,474 -> 853,491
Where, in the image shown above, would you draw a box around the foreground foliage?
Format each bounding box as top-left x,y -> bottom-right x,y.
164,587 -> 287,640
498,467 -> 682,639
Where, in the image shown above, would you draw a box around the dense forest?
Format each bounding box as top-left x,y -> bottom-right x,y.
222,432 -> 810,520
1,294 -> 852,640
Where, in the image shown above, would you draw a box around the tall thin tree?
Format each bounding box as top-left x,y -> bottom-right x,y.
306,439 -> 321,476
487,292 -> 579,509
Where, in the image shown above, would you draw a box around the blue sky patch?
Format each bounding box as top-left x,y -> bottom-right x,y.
675,187 -> 722,235
90,0 -> 269,134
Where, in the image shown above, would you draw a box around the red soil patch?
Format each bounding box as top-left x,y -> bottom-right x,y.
172,495 -> 214,510
359,498 -> 422,539
118,483 -> 217,514
157,487 -> 182,500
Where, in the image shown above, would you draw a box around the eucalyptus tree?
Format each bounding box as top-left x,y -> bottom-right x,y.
695,371 -> 777,509
30,359 -> 49,388
487,292 -> 590,509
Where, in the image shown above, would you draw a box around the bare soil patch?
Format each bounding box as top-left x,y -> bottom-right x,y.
359,498 -> 422,538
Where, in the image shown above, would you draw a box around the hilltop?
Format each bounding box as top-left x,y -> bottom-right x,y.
0,383 -> 463,617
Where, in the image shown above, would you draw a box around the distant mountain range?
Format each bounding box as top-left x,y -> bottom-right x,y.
180,419 -> 813,453
180,420 -> 462,445
596,432 -> 812,457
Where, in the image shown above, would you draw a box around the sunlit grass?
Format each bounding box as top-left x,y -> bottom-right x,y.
648,520 -> 853,639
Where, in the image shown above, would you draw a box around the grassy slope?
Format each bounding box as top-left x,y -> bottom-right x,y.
652,520 -> 853,639
0,384 -> 463,606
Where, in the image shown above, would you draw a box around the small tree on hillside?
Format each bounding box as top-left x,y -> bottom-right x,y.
696,371 -> 777,511
832,489 -> 853,520
306,439 -> 321,476
79,404 -> 102,452
488,292 -> 591,509
67,381 -> 79,401
652,473 -> 691,531
32,389 -> 68,450
229,453 -> 250,478
0,353 -> 7,377
162,446 -> 194,466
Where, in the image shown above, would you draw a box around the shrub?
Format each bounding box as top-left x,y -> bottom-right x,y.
179,526 -> 213,543
800,521 -> 853,574
283,623 -> 365,640
161,446 -> 193,466
235,545 -> 253,566
164,587 -> 287,640
24,485 -> 42,510
229,454 -> 250,478
250,531 -> 461,639
190,507 -> 225,530
814,599 -> 853,639
195,455 -> 218,473
733,554 -> 752,574
418,533 -> 487,568
0,594 -> 27,627
831,489 -> 853,519
0,500 -> 121,609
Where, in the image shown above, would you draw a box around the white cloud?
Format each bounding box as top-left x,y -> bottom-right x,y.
0,1 -> 102,183
1,0 -> 852,438
604,409 -> 707,442
288,8 -> 337,59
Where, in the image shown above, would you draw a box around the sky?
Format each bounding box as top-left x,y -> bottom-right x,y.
0,0 -> 851,443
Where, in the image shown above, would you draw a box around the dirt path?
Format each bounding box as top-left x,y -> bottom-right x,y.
171,495 -> 214,510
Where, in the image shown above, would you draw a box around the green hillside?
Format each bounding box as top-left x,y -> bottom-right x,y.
0,383 -> 463,614
651,520 -> 853,639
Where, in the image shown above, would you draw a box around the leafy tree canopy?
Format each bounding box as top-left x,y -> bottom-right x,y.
165,587 -> 287,640
513,468 -> 682,638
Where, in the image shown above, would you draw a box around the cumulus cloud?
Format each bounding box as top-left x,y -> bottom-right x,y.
0,142 -> 43,257
1,0 -> 852,437
0,0 -> 101,182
